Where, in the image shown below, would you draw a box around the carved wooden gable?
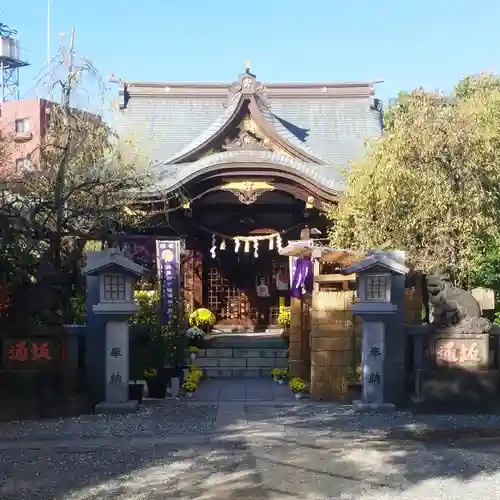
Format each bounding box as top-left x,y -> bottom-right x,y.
197,110 -> 294,160
181,69 -> 323,164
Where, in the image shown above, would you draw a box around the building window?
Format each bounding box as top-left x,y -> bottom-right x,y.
15,157 -> 32,172
103,274 -> 126,301
365,274 -> 389,301
14,118 -> 29,134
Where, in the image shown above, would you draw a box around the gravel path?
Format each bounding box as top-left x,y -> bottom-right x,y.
2,403 -> 500,499
0,402 -> 218,441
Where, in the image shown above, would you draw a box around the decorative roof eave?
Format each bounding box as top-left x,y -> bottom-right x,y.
146,150 -> 344,202
82,248 -> 149,278
162,71 -> 329,166
343,252 -> 409,275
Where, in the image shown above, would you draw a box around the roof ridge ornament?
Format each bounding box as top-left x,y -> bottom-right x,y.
224,66 -> 269,108
244,60 -> 252,74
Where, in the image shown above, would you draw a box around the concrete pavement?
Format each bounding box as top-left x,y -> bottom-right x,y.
1,382 -> 500,498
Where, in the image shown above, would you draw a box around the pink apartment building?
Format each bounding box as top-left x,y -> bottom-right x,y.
0,99 -> 102,177
0,98 -> 51,174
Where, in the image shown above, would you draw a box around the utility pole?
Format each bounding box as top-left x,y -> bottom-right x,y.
63,27 -> 75,108
53,27 -> 75,267
47,0 -> 51,65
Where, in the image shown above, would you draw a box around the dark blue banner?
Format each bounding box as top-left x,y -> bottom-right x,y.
155,240 -> 181,324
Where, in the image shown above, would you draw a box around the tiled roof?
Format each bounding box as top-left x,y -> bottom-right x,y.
269,98 -> 382,165
164,97 -> 242,164
116,97 -> 224,162
255,98 -> 328,164
116,73 -> 382,193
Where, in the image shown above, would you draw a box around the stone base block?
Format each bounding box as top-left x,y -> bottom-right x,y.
415,368 -> 500,411
170,376 -> 181,397
95,401 -> 138,415
352,400 -> 396,413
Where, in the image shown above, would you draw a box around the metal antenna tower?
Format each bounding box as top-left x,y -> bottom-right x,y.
0,20 -> 29,103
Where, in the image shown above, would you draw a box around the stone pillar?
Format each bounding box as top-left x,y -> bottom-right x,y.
353,312 -> 398,412
104,321 -> 129,403
95,316 -> 138,413
82,248 -> 147,414
361,320 -> 385,405
343,251 -> 410,411
384,268 -> 407,406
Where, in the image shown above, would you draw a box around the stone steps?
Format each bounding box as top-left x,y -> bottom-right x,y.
204,332 -> 287,350
195,347 -> 288,378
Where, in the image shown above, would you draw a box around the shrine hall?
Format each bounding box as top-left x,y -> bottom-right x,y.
114,63 -> 383,330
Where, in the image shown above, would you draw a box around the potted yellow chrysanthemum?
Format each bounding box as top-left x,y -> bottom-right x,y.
289,377 -> 308,400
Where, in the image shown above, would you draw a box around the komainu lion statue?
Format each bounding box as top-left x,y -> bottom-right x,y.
426,274 -> 491,334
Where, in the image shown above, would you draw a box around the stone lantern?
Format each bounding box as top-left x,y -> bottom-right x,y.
82,248 -> 148,413
343,251 -> 409,411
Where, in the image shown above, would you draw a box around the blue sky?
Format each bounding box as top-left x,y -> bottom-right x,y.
2,0 -> 499,107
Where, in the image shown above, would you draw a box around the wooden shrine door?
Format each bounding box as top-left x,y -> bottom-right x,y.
205,249 -> 288,330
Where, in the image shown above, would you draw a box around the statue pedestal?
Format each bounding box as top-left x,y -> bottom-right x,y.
415,369 -> 499,412
430,331 -> 489,370
416,274 -> 497,411
416,329 -> 496,411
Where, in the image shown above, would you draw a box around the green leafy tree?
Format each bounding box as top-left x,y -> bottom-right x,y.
330,73 -> 500,285
469,234 -> 500,289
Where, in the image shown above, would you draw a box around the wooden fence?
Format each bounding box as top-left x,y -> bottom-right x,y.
310,290 -> 361,400
306,286 -> 423,401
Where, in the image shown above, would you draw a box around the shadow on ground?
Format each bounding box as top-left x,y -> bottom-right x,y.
2,404 -> 500,499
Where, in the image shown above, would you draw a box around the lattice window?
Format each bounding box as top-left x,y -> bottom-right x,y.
226,285 -> 246,321
248,308 -> 258,323
103,274 -> 126,300
365,274 -> 389,301
269,306 -> 280,326
208,268 -> 222,314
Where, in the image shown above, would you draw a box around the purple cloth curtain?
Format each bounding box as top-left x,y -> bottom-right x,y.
290,257 -> 313,298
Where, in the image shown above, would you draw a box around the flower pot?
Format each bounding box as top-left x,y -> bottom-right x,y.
146,379 -> 167,399
164,367 -> 185,385
186,392 -> 194,399
294,392 -> 303,400
190,352 -> 197,362
273,377 -> 279,383
128,383 -> 144,404
278,379 -> 285,385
